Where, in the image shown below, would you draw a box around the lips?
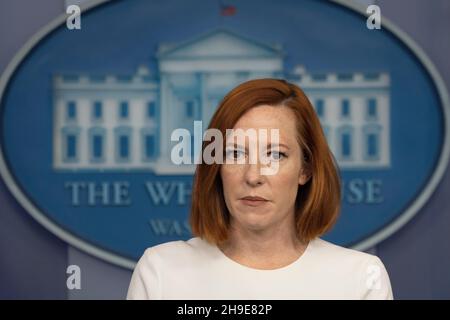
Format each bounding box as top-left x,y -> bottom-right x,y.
241,196 -> 268,201
240,196 -> 269,207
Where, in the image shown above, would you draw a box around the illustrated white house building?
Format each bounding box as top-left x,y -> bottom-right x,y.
53,29 -> 390,173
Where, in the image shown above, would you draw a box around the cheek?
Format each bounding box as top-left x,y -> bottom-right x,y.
271,173 -> 299,206
220,166 -> 240,191
277,159 -> 302,182
272,164 -> 302,194
221,164 -> 242,177
272,172 -> 300,189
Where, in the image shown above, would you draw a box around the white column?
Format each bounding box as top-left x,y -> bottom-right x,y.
159,74 -> 169,161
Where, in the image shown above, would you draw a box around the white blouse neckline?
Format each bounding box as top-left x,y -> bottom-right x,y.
198,237 -> 314,273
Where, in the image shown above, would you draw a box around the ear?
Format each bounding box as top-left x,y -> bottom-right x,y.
298,169 -> 310,186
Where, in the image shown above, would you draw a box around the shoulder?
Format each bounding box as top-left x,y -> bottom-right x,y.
141,237 -> 211,262
309,238 -> 377,265
134,237 -> 212,274
127,237 -> 208,299
308,238 -> 394,299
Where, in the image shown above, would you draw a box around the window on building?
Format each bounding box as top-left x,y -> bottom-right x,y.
93,134 -> 103,158
67,101 -> 76,120
89,127 -> 106,162
363,124 -> 381,160
119,135 -> 129,159
315,99 -> 325,118
145,134 -> 155,159
66,134 -> 77,159
141,128 -> 157,161
93,101 -> 102,120
367,133 -> 378,157
342,132 -> 351,157
186,100 -> 194,118
341,99 -> 350,118
62,126 -> 80,162
115,127 -> 132,162
147,101 -> 156,118
338,126 -> 353,160
367,98 -> 377,119
119,101 -> 129,119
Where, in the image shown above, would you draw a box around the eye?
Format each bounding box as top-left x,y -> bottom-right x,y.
267,151 -> 286,161
225,149 -> 246,160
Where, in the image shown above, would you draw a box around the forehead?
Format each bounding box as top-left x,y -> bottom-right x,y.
232,105 -> 298,140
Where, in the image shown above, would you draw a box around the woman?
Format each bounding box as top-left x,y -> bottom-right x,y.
127,78 -> 393,299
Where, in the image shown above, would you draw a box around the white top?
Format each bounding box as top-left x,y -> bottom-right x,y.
127,237 -> 393,300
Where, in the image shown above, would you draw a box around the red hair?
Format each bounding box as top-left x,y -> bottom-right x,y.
190,78 -> 341,245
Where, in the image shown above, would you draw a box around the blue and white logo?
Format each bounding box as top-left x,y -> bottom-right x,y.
0,0 -> 448,269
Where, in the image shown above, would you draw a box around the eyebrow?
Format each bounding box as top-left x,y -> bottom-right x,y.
268,143 -> 290,150
225,143 -> 290,150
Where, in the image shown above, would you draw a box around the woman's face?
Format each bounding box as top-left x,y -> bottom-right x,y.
220,105 -> 309,234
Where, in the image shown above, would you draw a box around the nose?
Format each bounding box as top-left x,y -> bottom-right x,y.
244,162 -> 265,187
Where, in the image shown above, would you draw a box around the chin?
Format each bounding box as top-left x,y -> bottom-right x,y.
241,216 -> 272,231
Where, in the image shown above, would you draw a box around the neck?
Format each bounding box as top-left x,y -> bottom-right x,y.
218,217 -> 308,270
